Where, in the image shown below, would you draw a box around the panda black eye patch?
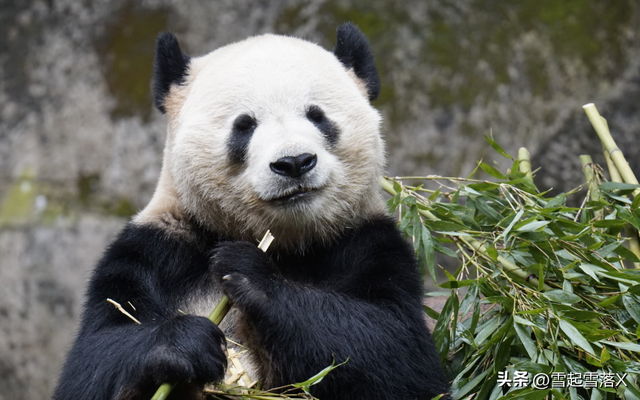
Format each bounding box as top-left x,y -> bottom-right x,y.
228,114 -> 257,164
306,105 -> 340,146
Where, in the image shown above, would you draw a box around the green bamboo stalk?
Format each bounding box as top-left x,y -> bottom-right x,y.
599,118 -> 624,185
151,383 -> 174,400
517,147 -> 533,181
151,232 -> 274,400
603,148 -> 623,184
380,177 -> 553,291
151,302 -> 232,400
583,104 -> 640,197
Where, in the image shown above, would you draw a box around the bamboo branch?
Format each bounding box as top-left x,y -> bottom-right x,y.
580,155 -> 604,221
151,231 -> 275,400
379,177 -> 553,291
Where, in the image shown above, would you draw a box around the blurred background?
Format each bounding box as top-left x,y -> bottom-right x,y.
1,1 -> 639,399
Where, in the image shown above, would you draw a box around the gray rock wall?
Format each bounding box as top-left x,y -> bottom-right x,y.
1,1 -> 640,398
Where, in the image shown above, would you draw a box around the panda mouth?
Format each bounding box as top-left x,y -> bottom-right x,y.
272,186 -> 317,202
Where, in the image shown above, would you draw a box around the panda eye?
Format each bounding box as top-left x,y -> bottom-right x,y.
306,106 -> 326,124
233,114 -> 257,133
306,105 -> 340,146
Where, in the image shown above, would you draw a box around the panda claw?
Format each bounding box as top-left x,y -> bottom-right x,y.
222,274 -> 232,281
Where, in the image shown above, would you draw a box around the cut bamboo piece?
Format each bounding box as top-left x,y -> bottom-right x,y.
106,298 -> 141,325
517,147 -> 533,181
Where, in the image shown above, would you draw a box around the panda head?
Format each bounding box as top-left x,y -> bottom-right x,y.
138,24 -> 386,249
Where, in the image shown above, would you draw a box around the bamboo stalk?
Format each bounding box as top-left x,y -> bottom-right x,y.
599,117 -> 624,184
601,147 -> 640,268
151,383 -> 174,400
380,177 -> 553,291
151,231 -> 275,400
584,107 -> 640,267
518,147 -> 533,181
583,104 -> 640,197
603,147 -> 623,184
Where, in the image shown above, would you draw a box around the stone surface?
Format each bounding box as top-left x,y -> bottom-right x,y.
1,1 -> 640,398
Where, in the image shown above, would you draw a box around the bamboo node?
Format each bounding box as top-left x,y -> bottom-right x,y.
581,162 -> 595,172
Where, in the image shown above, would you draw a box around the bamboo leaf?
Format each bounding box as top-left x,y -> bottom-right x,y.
609,360 -> 640,374
543,290 -> 582,305
473,197 -> 504,222
599,340 -> 640,353
514,316 -> 537,327
497,387 -> 551,400
423,305 -> 439,320
578,264 -> 602,283
433,293 -> 456,362
597,294 -> 621,307
499,208 -> 525,242
599,182 -> 640,192
439,279 -> 476,289
434,242 -> 458,258
422,225 -> 437,283
475,317 -> 502,346
514,321 -> 537,358
454,368 -> 491,399
559,319 -> 596,355
600,346 -> 610,364
621,294 -> 640,323
292,358 -> 348,394
485,134 -> 513,160
479,162 -> 508,180
615,244 -> 640,262
459,283 -> 479,317
515,220 -> 551,232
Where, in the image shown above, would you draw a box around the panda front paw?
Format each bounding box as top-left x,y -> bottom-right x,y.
210,241 -> 279,309
143,315 -> 227,385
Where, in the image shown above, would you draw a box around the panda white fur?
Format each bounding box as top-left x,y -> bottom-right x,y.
53,24 -> 450,400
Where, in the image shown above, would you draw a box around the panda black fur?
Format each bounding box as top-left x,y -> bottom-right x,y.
54,24 -> 451,400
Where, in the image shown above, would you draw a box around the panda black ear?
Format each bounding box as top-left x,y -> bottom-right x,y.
333,23 -> 380,102
153,32 -> 190,114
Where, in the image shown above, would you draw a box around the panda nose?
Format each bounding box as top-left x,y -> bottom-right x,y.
270,153 -> 317,178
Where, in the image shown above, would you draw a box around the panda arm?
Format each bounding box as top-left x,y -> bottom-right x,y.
212,219 -> 450,399
53,224 -> 227,400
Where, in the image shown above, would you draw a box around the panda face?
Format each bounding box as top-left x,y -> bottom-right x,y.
151,33 -> 386,248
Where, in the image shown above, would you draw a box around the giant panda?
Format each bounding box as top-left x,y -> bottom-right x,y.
53,24 -> 450,400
